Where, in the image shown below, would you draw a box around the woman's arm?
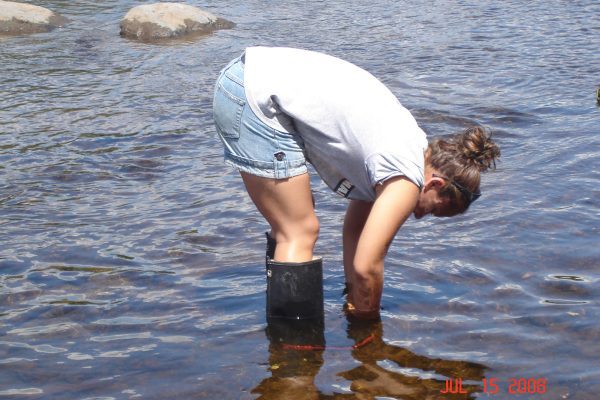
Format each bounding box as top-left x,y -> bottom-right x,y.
343,176 -> 420,318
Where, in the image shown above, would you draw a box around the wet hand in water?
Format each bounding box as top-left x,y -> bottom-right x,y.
343,282 -> 381,320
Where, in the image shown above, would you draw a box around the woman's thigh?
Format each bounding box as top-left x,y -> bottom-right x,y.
241,172 -> 316,233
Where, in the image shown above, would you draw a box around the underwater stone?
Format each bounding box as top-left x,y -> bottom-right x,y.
120,2 -> 234,41
0,1 -> 67,35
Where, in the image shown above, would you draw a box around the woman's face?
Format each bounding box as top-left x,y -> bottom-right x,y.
413,176 -> 456,219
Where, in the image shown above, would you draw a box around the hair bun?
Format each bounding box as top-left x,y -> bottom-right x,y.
457,126 -> 500,172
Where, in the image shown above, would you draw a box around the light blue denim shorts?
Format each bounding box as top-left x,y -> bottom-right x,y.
212,54 -> 308,179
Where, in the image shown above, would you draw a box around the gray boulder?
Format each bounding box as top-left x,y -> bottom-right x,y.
120,2 -> 234,41
0,1 -> 67,35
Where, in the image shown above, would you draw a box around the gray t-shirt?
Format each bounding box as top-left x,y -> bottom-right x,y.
244,46 -> 428,201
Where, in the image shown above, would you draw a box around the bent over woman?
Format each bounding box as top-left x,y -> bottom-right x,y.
212,47 -> 500,320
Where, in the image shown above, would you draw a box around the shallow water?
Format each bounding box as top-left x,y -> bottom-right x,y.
1,1 -> 599,399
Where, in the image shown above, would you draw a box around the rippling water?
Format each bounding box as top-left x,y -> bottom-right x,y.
1,1 -> 599,399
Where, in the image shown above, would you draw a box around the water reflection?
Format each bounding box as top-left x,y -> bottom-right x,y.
253,318 -> 325,399
253,318 -> 486,399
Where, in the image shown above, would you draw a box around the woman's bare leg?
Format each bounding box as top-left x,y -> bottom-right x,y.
240,172 -> 318,262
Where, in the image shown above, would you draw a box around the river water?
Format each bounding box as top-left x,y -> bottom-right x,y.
1,1 -> 598,399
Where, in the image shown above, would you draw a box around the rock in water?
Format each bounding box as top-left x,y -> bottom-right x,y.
0,0 -> 67,35
120,2 -> 234,41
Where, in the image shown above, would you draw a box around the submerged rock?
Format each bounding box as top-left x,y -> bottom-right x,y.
120,2 -> 234,41
0,1 -> 67,35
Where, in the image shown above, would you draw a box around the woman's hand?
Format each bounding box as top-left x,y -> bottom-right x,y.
343,176 -> 419,318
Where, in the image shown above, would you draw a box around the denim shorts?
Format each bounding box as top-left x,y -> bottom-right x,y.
212,54 -> 308,179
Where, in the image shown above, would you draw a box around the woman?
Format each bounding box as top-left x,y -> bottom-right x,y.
212,46 -> 500,320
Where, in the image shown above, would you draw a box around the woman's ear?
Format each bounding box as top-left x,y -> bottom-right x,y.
423,175 -> 445,192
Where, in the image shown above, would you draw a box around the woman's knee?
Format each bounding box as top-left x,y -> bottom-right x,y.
276,213 -> 319,245
302,213 -> 320,245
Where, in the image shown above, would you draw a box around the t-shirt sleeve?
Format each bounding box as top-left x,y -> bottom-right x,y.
365,152 -> 425,190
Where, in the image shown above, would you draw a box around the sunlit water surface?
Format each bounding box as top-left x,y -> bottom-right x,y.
1,0 -> 598,399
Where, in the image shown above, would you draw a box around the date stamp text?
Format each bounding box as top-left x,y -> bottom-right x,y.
441,377 -> 548,395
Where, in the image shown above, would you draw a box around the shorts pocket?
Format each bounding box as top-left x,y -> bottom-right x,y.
213,83 -> 245,139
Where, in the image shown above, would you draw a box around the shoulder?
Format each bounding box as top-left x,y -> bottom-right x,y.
374,175 -> 420,198
366,150 -> 426,190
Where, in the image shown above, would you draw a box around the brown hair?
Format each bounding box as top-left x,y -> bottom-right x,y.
426,126 -> 500,213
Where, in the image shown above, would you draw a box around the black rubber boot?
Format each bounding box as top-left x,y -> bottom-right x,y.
266,257 -> 324,321
265,232 -> 276,261
266,315 -> 325,348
